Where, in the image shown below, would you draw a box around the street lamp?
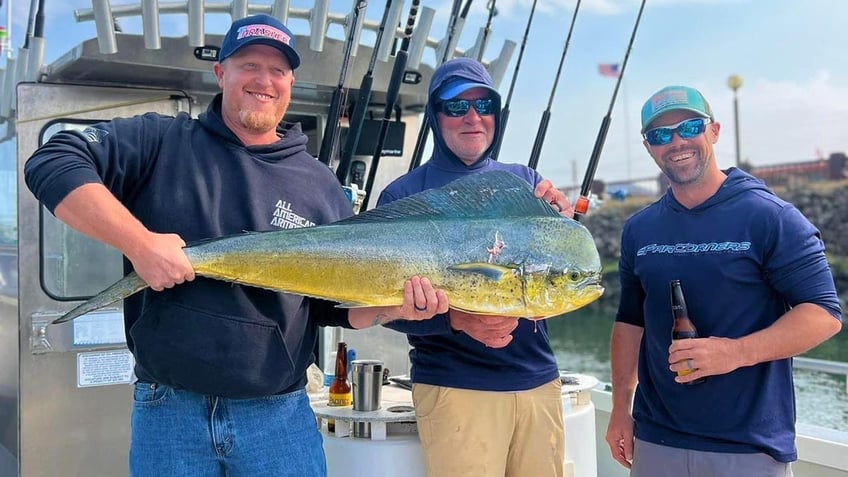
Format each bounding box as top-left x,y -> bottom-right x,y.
727,74 -> 743,167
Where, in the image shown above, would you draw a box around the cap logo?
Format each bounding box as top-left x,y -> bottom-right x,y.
236,24 -> 291,45
650,90 -> 689,113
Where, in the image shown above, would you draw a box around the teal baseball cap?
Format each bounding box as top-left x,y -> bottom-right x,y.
640,86 -> 714,133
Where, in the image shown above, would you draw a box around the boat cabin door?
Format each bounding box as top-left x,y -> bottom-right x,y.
15,83 -> 191,477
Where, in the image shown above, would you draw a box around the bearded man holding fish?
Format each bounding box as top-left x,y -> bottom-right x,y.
377,57 -> 576,477
24,14 -> 447,477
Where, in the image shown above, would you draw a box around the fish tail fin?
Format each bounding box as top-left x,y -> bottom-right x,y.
52,272 -> 149,324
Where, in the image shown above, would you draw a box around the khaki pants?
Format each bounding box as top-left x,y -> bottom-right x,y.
412,379 -> 565,477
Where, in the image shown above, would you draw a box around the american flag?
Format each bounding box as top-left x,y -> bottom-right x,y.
598,63 -> 620,78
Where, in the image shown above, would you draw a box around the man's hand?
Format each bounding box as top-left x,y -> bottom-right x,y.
448,309 -> 519,348
668,336 -> 742,384
348,276 -> 449,328
605,408 -> 635,469
127,232 -> 195,291
534,179 -> 574,218
399,276 -> 450,319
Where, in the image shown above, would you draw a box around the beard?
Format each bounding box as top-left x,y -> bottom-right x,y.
239,109 -> 279,132
662,151 -> 709,186
238,95 -> 291,133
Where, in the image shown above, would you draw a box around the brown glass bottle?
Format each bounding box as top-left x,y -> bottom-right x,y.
670,280 -> 705,385
327,342 -> 352,432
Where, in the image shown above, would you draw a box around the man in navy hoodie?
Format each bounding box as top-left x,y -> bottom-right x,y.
24,14 -> 447,477
378,57 -> 573,477
605,85 -> 842,476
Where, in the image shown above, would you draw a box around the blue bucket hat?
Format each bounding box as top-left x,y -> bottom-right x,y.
640,86 -> 714,132
219,14 -> 301,69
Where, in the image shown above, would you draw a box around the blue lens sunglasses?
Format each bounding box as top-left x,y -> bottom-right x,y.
436,98 -> 496,117
643,117 -> 711,146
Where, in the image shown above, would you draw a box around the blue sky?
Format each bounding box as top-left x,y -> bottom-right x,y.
3,0 -> 847,189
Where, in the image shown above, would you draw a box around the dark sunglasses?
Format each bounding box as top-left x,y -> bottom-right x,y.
643,118 -> 711,146
436,98 -> 496,117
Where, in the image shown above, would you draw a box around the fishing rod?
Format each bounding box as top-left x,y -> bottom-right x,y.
407,0 -> 466,171
527,0 -> 581,170
475,0 -> 497,61
490,0 -> 538,161
362,0 -> 420,207
573,0 -> 647,221
336,0 -> 396,185
317,0 -> 368,166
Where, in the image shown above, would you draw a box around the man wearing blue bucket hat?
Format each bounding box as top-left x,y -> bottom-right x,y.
25,13 -> 447,477
605,85 -> 842,476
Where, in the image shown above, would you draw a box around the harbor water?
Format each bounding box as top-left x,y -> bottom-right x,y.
548,307 -> 848,432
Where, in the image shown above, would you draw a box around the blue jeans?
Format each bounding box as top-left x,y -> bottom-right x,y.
129,382 -> 326,477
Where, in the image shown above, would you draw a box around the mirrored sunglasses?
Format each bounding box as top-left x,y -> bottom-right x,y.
644,118 -> 711,146
437,98 -> 496,117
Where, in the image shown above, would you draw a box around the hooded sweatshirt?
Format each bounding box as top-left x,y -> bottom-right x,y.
616,167 -> 842,462
25,94 -> 354,398
377,58 -> 560,392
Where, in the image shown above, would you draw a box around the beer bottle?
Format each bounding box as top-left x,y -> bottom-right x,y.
670,280 -> 705,385
327,342 -> 352,432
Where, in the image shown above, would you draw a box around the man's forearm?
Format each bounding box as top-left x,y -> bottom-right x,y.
54,183 -> 152,259
735,303 -> 842,367
610,322 -> 643,410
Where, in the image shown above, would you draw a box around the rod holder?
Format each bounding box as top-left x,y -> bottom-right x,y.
231,0 -> 249,19
92,0 -> 118,54
187,0 -> 205,47
487,40 -> 515,88
406,6 -> 434,70
376,0 -> 404,63
141,0 -> 161,50
272,0 -> 291,24
309,0 -> 330,52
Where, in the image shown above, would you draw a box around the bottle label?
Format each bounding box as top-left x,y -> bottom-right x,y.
328,393 -> 352,407
676,367 -> 695,377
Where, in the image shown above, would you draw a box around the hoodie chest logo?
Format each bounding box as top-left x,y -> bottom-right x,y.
636,241 -> 751,256
271,200 -> 315,229
81,127 -> 109,144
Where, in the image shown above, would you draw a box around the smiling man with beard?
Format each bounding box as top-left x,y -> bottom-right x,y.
24,13 -> 447,477
605,85 -> 842,477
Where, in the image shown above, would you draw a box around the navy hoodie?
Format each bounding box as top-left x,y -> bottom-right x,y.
616,167 -> 842,462
377,58 -> 560,392
25,94 -> 354,398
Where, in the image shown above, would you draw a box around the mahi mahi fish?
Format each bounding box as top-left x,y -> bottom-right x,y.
53,170 -> 603,324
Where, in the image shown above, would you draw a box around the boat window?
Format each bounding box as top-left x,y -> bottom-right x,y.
0,136 -> 17,299
39,121 -> 123,300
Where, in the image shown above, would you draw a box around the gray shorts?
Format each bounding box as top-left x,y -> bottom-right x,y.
630,438 -> 793,477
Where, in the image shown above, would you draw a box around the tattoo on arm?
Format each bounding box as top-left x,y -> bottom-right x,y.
372,313 -> 391,326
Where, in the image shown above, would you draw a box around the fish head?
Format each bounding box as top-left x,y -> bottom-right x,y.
521,218 -> 604,316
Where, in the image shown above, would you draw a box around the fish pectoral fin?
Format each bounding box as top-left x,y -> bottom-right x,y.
334,301 -> 375,309
448,263 -> 515,281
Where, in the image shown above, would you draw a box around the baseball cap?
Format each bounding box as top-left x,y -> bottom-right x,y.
640,86 -> 714,133
219,14 -> 301,69
438,79 -> 498,101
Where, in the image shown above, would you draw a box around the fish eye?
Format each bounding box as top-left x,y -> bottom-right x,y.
569,271 -> 581,282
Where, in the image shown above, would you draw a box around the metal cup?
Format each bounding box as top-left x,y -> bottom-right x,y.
351,359 -> 383,438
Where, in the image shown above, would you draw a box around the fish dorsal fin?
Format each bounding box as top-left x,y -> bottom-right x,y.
338,170 -> 561,225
